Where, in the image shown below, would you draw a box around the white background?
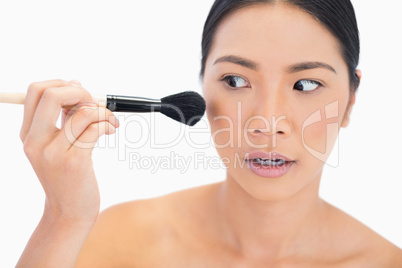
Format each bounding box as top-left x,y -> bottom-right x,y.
0,0 -> 401,266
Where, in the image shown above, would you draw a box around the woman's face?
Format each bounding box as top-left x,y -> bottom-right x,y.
202,3 -> 356,201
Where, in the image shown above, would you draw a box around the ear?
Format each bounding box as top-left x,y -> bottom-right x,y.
341,92 -> 356,128
355,69 -> 362,84
341,70 -> 361,128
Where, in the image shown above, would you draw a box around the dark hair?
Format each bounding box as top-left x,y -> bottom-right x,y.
200,0 -> 360,92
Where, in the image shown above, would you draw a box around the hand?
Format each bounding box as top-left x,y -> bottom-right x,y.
20,79 -> 120,224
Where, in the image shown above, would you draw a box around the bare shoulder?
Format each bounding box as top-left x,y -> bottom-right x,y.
76,197 -> 167,267
323,201 -> 402,267
76,182 -> 220,267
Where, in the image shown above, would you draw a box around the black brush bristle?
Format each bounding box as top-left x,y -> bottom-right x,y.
160,91 -> 206,126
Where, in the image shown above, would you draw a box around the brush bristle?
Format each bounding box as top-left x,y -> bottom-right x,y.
160,91 -> 206,126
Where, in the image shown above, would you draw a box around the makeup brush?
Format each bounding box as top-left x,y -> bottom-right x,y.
0,91 -> 206,126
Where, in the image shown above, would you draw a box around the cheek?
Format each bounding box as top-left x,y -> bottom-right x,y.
299,101 -> 346,162
302,119 -> 332,154
204,83 -> 237,146
204,87 -> 248,167
206,95 -> 238,153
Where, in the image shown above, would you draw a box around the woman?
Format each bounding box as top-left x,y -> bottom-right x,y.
17,0 -> 402,267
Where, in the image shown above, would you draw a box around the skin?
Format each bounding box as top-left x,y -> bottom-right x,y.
17,3 -> 402,268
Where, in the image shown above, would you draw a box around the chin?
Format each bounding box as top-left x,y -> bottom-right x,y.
227,163 -> 322,202
227,171 -> 300,202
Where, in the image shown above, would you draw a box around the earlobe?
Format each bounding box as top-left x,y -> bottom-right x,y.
341,109 -> 350,128
341,114 -> 350,128
356,69 -> 362,82
341,93 -> 356,128
342,70 -> 361,128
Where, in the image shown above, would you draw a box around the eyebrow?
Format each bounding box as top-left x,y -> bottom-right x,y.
213,55 -> 337,75
214,55 -> 259,71
287,62 -> 337,75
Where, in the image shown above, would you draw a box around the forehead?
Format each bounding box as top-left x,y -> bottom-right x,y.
207,3 -> 346,74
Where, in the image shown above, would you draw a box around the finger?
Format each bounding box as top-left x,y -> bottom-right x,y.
29,85 -> 94,140
20,79 -> 72,142
62,81 -> 84,124
70,121 -> 116,151
59,106 -> 119,150
69,80 -> 82,86
61,104 -> 82,128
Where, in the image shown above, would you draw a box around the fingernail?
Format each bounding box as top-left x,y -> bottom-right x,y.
90,94 -> 97,103
69,80 -> 82,86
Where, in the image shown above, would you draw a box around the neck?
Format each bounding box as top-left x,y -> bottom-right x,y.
215,171 -> 326,260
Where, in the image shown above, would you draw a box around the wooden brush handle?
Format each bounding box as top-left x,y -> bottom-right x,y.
0,93 -> 26,104
0,93 -> 107,108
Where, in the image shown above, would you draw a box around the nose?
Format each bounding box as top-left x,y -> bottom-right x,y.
246,89 -> 292,140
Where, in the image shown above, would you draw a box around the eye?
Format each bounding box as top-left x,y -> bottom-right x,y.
294,80 -> 322,92
222,76 -> 250,89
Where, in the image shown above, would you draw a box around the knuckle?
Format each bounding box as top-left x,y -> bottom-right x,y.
78,88 -> 93,102
20,130 -> 26,143
27,82 -> 42,95
22,143 -> 31,156
76,86 -> 89,94
23,137 -> 37,157
76,106 -> 97,119
87,123 -> 100,133
42,87 -> 58,100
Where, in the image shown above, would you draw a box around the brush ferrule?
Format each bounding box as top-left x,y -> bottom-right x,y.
106,95 -> 161,113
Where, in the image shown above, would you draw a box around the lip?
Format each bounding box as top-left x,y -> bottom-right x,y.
245,151 -> 294,162
244,151 -> 295,178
